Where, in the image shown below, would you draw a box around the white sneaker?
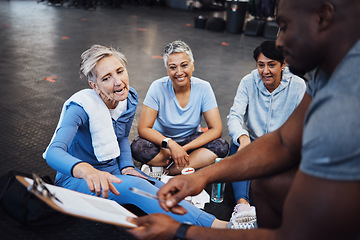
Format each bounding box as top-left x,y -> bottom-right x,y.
228,204 -> 257,229
140,164 -> 151,175
141,164 -> 163,180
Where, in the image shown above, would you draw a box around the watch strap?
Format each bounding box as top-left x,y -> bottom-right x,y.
162,137 -> 171,149
173,223 -> 191,240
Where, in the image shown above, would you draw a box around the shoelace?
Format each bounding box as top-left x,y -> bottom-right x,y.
233,216 -> 257,223
148,171 -> 162,180
231,220 -> 257,229
229,204 -> 257,229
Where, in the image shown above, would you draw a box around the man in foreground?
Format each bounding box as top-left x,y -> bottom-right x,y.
127,0 -> 360,239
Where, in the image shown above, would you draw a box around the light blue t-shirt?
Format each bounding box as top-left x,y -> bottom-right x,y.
143,76 -> 218,140
300,40 -> 360,181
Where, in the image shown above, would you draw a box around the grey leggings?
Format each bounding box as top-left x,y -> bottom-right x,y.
131,132 -> 229,164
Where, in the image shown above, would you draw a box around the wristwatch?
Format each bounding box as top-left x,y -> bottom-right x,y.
161,137 -> 171,149
173,223 -> 191,240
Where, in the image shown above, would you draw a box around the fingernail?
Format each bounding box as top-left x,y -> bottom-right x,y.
166,200 -> 173,207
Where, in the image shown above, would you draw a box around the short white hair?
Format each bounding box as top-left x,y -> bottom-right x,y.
163,40 -> 194,68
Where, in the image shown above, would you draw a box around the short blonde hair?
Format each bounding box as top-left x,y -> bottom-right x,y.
80,45 -> 127,83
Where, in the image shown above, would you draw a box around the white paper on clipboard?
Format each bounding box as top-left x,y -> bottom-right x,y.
17,176 -> 137,228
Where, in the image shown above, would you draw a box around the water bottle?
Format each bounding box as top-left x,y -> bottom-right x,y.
211,158 -> 225,203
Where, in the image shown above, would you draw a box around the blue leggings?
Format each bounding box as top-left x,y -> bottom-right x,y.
55,168 -> 215,227
230,143 -> 250,203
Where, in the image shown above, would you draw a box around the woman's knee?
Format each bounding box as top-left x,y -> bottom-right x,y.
206,138 -> 229,158
116,174 -> 153,189
131,136 -> 160,163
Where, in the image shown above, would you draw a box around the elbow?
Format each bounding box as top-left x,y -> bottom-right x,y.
138,124 -> 153,139
138,125 -> 146,138
216,126 -> 223,137
217,129 -> 223,138
45,157 -> 51,168
137,122 -> 145,135
45,150 -> 56,170
208,125 -> 222,138
45,145 -> 60,164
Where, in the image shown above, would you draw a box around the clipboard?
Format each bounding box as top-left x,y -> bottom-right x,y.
15,174 -> 137,228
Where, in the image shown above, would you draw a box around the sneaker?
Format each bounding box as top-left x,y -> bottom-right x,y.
141,164 -> 163,180
140,164 -> 150,175
228,204 -> 257,229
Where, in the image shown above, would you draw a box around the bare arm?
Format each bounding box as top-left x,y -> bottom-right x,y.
158,93 -> 312,210
128,171 -> 360,240
237,134 -> 251,152
137,105 -> 189,167
182,107 -> 222,152
185,172 -> 360,240
209,92 -> 311,183
138,105 -> 164,145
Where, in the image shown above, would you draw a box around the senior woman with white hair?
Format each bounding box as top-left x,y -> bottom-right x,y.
131,40 -> 229,176
43,44 -> 227,228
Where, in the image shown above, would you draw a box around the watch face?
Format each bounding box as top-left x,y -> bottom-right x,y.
161,140 -> 167,148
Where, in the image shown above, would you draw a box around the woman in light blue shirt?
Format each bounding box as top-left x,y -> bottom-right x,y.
227,41 -> 306,229
131,40 -> 228,175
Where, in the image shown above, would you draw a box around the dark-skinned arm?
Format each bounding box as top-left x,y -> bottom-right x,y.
157,93 -> 311,212
128,170 -> 360,240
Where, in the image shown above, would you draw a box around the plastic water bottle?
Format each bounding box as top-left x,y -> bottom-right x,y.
211,158 -> 225,203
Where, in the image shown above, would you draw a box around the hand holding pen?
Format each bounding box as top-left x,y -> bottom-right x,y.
129,187 -> 187,215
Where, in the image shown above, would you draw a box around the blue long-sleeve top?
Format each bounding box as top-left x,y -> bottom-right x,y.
227,67 -> 306,146
46,87 -> 138,177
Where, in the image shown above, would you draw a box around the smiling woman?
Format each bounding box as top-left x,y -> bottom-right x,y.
131,40 -> 229,175
166,52 -> 194,95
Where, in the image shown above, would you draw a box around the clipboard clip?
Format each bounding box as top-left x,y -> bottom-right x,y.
29,173 -> 63,204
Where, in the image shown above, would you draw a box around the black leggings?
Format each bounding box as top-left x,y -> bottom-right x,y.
131,132 -> 229,164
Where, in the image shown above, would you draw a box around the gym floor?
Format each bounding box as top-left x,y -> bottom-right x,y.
0,1 -> 268,239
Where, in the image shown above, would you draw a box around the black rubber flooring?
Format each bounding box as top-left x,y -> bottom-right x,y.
0,1 -> 266,239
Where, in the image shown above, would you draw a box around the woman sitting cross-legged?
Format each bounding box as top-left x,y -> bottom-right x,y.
131,40 -> 229,176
